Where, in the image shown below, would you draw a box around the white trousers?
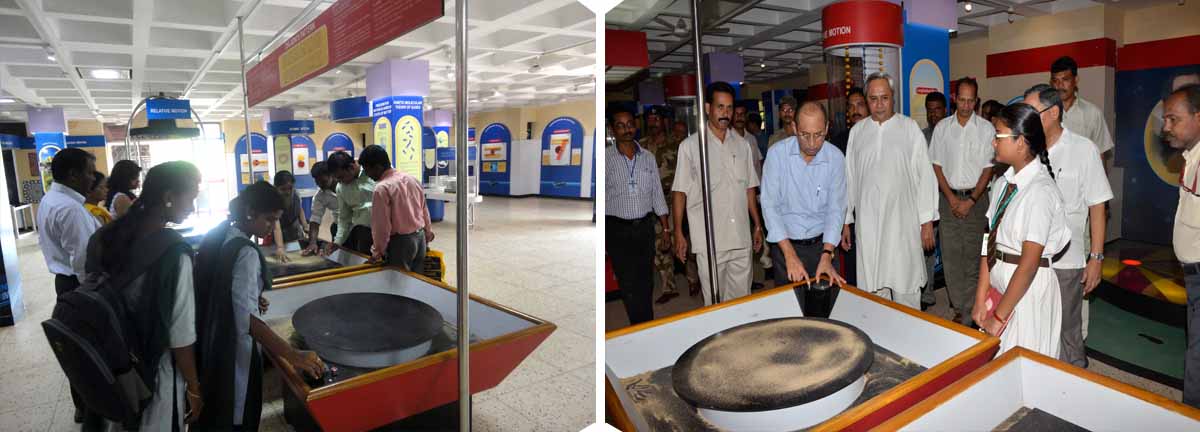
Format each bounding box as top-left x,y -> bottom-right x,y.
696,248 -> 753,306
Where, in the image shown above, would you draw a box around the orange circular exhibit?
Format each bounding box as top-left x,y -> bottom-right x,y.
664,73 -> 698,100
1122,259 -> 1143,266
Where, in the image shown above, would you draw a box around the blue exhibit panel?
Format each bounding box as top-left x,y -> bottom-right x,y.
422,127 -> 437,182
290,135 -> 317,190
323,132 -> 354,159
539,117 -> 584,198
901,21 -> 950,119
479,123 -> 512,196
234,133 -> 269,191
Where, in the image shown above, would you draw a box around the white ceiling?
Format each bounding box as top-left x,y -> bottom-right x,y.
0,0 -> 596,124
605,0 -> 1178,85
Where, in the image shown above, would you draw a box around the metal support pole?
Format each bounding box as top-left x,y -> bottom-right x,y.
238,16 -> 253,179
689,0 -> 721,303
454,0 -> 471,430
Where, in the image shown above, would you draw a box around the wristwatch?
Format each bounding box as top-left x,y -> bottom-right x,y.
1088,252 -> 1105,262
822,249 -> 835,257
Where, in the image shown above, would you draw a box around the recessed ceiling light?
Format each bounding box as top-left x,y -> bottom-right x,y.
0,98 -> 15,104
964,2 -> 973,12
89,69 -> 122,80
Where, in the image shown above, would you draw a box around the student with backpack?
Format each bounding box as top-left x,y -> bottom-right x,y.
83,161 -> 205,430
36,148 -> 102,426
193,181 -> 325,430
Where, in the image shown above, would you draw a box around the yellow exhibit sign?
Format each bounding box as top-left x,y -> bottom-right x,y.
278,26 -> 330,88
374,117 -> 393,161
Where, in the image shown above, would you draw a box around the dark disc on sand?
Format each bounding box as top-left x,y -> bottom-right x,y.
293,293 -> 443,367
672,317 -> 874,412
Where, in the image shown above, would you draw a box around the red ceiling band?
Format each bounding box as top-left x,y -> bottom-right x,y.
1117,34 -> 1200,72
986,38 -> 1116,78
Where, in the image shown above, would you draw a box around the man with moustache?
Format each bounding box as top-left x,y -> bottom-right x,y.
842,73 -> 938,308
930,78 -> 996,325
673,81 -> 763,305
923,91 -> 948,145
768,95 -> 799,148
606,108 -> 670,324
1161,83 -> 1200,407
831,87 -> 868,154
640,106 -> 684,304
1052,56 -> 1115,160
734,104 -> 764,178
761,102 -> 848,314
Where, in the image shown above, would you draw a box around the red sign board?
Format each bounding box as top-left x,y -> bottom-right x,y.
605,29 -> 649,68
822,0 -> 903,50
246,0 -> 444,107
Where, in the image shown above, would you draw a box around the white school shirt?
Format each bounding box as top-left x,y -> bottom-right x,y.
844,113 -> 939,294
226,226 -> 264,425
1063,96 -> 1115,155
929,113 -> 996,190
1046,127 -> 1113,269
37,182 -> 101,277
985,162 -> 1071,259
672,125 -> 759,254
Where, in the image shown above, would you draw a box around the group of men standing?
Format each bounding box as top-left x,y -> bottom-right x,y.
606,55 -> 1138,376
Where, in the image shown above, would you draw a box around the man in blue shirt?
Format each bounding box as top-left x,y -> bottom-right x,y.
761,101 -> 848,314
606,108 -> 670,324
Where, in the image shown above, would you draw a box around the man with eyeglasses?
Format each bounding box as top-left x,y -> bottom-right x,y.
842,73 -> 938,308
606,108 -> 671,325
761,102 -> 847,315
1162,83 -> 1200,407
1023,83 -> 1112,369
929,78 -> 995,325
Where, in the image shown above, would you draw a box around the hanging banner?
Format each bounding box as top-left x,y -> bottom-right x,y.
145,98 -> 192,120
245,0 -> 444,107
266,120 -> 315,135
0,134 -> 18,150
64,135 -> 106,148
372,95 -> 424,178
34,132 -> 64,192
902,22 -> 949,127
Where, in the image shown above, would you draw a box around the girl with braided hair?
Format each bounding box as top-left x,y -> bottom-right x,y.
973,103 -> 1071,357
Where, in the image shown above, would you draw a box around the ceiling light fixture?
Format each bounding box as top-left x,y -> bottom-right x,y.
45,47 -> 56,62
0,98 -> 15,104
964,2 -> 972,12
1008,12 -> 1015,23
89,69 -> 122,80
760,60 -> 766,69
335,68 -> 342,74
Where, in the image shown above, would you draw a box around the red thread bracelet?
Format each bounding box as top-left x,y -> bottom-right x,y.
993,310 -> 1009,325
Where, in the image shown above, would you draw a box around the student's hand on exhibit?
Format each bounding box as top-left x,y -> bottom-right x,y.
258,296 -> 270,314
321,243 -> 336,257
289,350 -> 326,379
815,253 -> 845,288
840,225 -> 852,251
302,242 -> 319,256
674,231 -> 689,262
921,222 -> 935,250
184,385 -> 203,423
275,247 -> 290,263
1082,259 -> 1103,295
369,252 -> 384,264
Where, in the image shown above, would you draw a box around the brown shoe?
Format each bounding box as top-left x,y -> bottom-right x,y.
655,292 -> 679,304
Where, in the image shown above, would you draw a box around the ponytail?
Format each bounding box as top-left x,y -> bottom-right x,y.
98,161 -> 200,275
1038,151 -> 1056,180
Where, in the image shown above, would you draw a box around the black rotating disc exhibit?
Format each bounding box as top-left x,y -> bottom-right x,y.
292,293 -> 444,368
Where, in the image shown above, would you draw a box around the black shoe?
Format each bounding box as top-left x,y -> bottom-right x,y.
74,409 -> 83,423
752,282 -> 764,292
921,301 -> 935,311
655,292 -> 679,304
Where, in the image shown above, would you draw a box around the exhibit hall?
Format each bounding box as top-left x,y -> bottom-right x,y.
605,0 -> 1200,430
0,0 -> 596,430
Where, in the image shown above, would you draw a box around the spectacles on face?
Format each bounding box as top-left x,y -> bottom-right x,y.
994,133 -> 1020,141
797,132 -> 827,142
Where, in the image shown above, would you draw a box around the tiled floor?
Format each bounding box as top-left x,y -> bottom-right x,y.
0,196 -> 597,431
606,270 -> 1185,402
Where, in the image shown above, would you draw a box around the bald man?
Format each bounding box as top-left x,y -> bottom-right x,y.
761,102 -> 848,315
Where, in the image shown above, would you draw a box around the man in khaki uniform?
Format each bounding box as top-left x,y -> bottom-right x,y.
768,95 -> 798,148
640,106 -> 685,303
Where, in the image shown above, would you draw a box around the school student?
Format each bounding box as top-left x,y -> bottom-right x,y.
193,181 -> 325,430
270,170 -> 309,262
86,161 -> 205,430
359,145 -> 435,271
974,103 -> 1071,358
302,161 -> 338,255
85,171 -> 113,225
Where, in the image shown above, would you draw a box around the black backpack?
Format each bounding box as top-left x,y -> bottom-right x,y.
41,229 -> 187,426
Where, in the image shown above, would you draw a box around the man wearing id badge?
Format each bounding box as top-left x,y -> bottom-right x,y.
606,108 -> 670,325
1162,84 -> 1200,407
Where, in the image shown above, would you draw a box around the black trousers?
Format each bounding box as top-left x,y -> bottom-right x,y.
607,214 -> 656,325
342,225 -> 373,256
385,230 -> 427,273
769,239 -> 840,318
54,274 -> 80,297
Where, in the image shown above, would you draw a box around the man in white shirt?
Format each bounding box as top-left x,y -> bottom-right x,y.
930,78 -> 995,325
734,104 -> 763,178
1051,56 -> 1115,160
841,73 -> 939,308
1024,84 -> 1113,368
768,95 -> 798,148
1162,83 -> 1200,407
673,81 -> 763,305
35,147 -> 102,427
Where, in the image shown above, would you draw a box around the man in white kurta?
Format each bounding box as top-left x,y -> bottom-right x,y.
673,82 -> 763,306
842,74 -> 939,308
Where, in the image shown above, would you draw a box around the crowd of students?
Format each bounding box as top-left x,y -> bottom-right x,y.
37,143 -> 435,430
